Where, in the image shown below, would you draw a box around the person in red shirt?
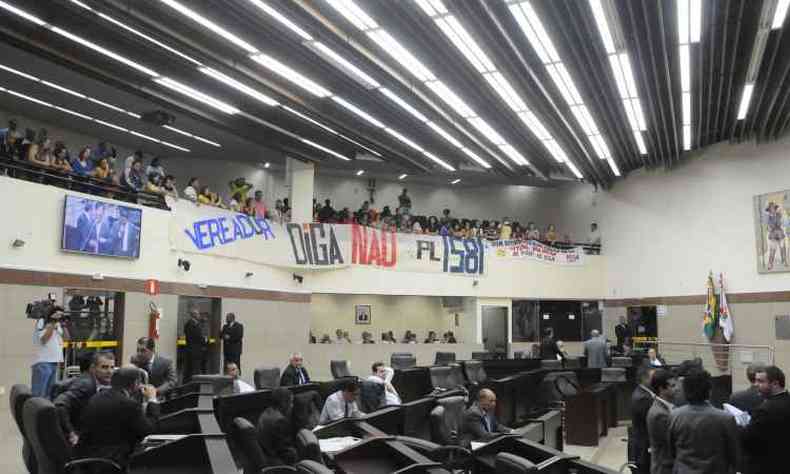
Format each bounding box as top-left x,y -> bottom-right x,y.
253,190 -> 267,219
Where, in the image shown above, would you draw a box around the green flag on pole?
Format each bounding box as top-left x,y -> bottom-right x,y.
703,272 -> 718,340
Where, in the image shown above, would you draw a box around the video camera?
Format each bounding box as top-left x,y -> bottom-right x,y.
26,293 -> 66,322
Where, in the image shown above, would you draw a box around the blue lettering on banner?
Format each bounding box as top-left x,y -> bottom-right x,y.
441,236 -> 485,275
184,214 -> 276,250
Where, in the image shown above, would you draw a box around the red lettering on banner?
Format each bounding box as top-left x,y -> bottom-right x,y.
351,224 -> 398,267
367,231 -> 381,265
351,224 -> 368,264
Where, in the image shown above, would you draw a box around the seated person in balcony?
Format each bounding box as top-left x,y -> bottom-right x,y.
122,157 -> 145,191
145,173 -> 163,194
75,367 -> 159,468
317,199 -> 335,222
146,157 -> 165,181
545,224 -> 559,245
500,220 -> 513,240
644,347 -> 666,367
183,177 -> 199,202
225,361 -> 254,393
402,330 -> 415,344
319,334 -> 332,344
92,157 -> 112,181
162,175 -> 178,199
319,380 -> 363,425
27,130 -> 50,167
70,147 -> 94,176
0,118 -> 20,155
197,185 -> 214,205
443,331 -> 458,344
51,144 -> 72,173
424,331 -> 439,344
526,222 -> 541,240
228,191 -> 243,212
461,389 -> 512,445
55,350 -> 115,446
229,177 -> 253,202
367,362 -> 401,406
280,352 -> 310,386
381,331 -> 397,344
361,331 -> 375,344
257,388 -> 297,465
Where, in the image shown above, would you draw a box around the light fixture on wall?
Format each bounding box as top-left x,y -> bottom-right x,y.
293,273 -> 304,284
264,162 -> 271,168
177,258 -> 191,272
245,272 -> 254,278
473,279 -> 479,287
11,238 -> 25,248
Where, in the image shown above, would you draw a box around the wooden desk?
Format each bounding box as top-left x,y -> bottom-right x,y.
129,434 -> 237,474
564,387 -> 610,446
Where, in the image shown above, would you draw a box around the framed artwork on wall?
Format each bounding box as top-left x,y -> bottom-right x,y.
754,190 -> 790,273
355,304 -> 371,325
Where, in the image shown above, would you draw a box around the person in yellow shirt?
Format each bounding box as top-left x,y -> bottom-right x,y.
545,224 -> 558,244
92,158 -> 112,180
500,220 -> 513,240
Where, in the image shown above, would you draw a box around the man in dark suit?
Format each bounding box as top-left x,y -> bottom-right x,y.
131,337 -> 176,395
280,353 -> 310,386
742,365 -> 790,474
257,387 -> 298,465
460,388 -> 512,446
668,369 -> 738,474
183,309 -> 207,382
220,312 -> 244,372
54,351 -> 115,446
75,367 -> 160,468
539,328 -> 560,360
631,367 -> 655,474
615,316 -> 630,353
729,363 -> 766,414
109,208 -> 140,258
647,369 -> 675,474
74,201 -> 98,252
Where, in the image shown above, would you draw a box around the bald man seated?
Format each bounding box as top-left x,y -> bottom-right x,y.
461,389 -> 513,445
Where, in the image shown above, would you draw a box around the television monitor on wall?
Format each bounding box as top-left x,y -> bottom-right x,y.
62,195 -> 142,259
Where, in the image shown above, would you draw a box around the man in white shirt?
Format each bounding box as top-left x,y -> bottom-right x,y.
366,362 -> 401,406
31,305 -> 69,398
225,362 -> 254,393
319,380 -> 363,425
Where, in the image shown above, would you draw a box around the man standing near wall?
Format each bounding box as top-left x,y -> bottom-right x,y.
183,309 -> 207,382
31,306 -> 69,398
220,313 -> 243,373
583,329 -> 609,368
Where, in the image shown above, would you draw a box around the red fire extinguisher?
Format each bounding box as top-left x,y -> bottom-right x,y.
148,302 -> 161,340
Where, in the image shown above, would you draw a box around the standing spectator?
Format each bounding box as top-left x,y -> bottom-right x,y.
253,190 -> 267,218
183,308 -> 207,382
27,129 -> 49,166
71,147 -> 94,176
555,340 -> 568,362
220,313 -> 243,372
228,192 -> 243,212
0,118 -> 20,155
183,177 -> 199,202
440,208 -> 452,226
162,175 -> 179,199
31,306 -> 69,398
545,224 -> 558,244
526,222 -> 540,240
631,367 -> 655,474
20,128 -> 35,162
500,220 -> 513,240
583,329 -> 609,368
668,369 -> 739,474
337,207 -> 351,224
647,369 -> 675,474
741,365 -> 790,474
318,199 -> 335,222
145,157 -> 165,181
644,347 -> 666,367
228,177 -> 253,201
587,222 -> 602,253
728,363 -> 766,413
124,151 -> 143,175
398,188 -> 412,214
242,197 -> 256,217
123,157 -> 145,191
615,316 -> 630,353
539,328 -> 560,360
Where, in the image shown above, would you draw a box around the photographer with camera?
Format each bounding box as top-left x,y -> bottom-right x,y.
30,298 -> 70,398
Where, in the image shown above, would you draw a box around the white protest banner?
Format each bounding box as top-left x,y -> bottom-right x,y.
487,239 -> 584,266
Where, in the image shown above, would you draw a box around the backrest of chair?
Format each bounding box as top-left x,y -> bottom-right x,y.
295,460 -> 333,473
462,360 -> 486,384
429,366 -> 453,390
330,360 -> 352,379
295,429 -> 322,463
471,351 -> 490,360
23,397 -> 70,474
49,377 -> 75,401
10,384 -> 31,438
358,380 -> 385,413
434,352 -> 456,366
612,356 -> 633,368
231,417 -> 268,473
254,367 -> 281,390
541,359 -> 563,370
601,367 -> 626,383
430,396 -> 466,445
391,354 -> 417,371
447,365 -> 466,388
495,452 -> 538,474
401,397 -> 435,440
539,371 -> 580,403
292,390 -> 321,431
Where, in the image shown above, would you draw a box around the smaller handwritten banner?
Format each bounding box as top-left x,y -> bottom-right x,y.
488,239 -> 584,266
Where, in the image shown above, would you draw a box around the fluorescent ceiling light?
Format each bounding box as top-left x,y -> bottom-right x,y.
264,162 -> 271,168
679,44 -> 691,91
468,117 -> 505,145
54,106 -> 92,120
0,63 -> 38,81
356,169 -> 365,176
774,0 -> 790,29
545,64 -> 575,106
326,0 -> 379,31
517,111 -> 551,141
130,130 -> 160,144
606,157 -> 621,176
380,88 -> 428,122
164,125 -> 221,147
155,77 -> 240,114
689,0 -> 702,42
332,96 -> 385,128
251,53 -> 331,97
385,128 -> 424,152
94,119 -> 128,132
509,2 -> 560,64
247,0 -> 314,41
633,131 -> 647,154
282,105 -> 338,134
461,147 -> 492,168
423,151 -> 456,171
367,30 -> 436,82
631,99 -> 647,131
312,42 -> 380,88
484,72 -> 527,112
5,89 -> 52,107
159,140 -> 191,152
50,27 -> 159,77
682,124 -> 691,150
678,0 -> 690,44
199,67 -> 279,106
545,139 -> 568,163
589,0 -> 615,54
681,91 -> 691,125
434,16 -> 495,73
499,144 -> 529,166
41,80 -> 86,99
566,161 -> 583,179
736,83 -> 754,120
159,0 -> 259,53
450,178 -> 461,184
0,1 -> 46,25
339,134 -> 383,157
300,138 -> 351,161
398,173 -> 408,180
426,121 -> 462,147
619,54 -> 639,98
415,0 -> 448,16
88,97 -> 128,115
425,80 -> 475,118
608,55 -> 628,98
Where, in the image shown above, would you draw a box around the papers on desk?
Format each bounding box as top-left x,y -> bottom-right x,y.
471,441 -> 486,451
723,403 -> 751,427
319,436 -> 361,454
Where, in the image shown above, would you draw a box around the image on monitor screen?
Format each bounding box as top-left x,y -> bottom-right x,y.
62,195 -> 142,259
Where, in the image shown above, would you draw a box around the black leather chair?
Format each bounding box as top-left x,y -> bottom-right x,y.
10,384 -> 37,474
330,360 -> 352,379
429,396 -> 468,447
541,359 -> 563,370
292,390 -> 321,430
254,367 -> 281,390
358,380 -> 386,413
394,436 -> 473,473
495,452 -> 538,473
538,371 -> 581,406
23,397 -> 121,474
434,352 -> 456,366
294,460 -> 333,473
230,417 -> 269,474
401,397 -> 435,440
295,429 -> 322,464
50,377 -> 75,401
429,366 -> 454,391
391,354 -> 417,370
